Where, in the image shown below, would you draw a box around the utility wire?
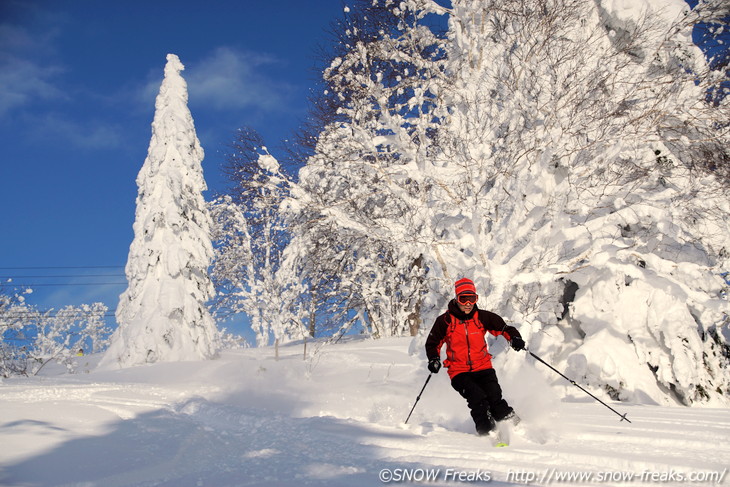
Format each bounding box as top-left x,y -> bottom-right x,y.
1,274 -> 124,278
1,313 -> 118,319
2,310 -> 244,319
0,266 -> 124,270
5,283 -> 126,287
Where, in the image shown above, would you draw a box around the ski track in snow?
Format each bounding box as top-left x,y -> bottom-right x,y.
1,338 -> 728,487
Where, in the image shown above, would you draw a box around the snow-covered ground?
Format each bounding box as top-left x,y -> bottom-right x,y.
1,337 -> 728,487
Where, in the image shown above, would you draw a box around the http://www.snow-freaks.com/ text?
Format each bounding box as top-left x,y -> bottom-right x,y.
377,467 -> 727,484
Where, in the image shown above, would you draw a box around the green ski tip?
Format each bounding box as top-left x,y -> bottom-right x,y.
494,442 -> 509,448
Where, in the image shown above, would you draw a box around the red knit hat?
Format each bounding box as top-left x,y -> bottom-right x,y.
454,278 -> 477,296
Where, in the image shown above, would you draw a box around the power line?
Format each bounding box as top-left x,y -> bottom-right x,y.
0,267 -> 126,289
1,274 -> 124,278
1,313 -> 118,319
2,310 -> 244,319
0,266 -> 124,270
5,283 -> 126,287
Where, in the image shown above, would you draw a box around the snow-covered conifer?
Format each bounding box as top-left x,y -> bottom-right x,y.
101,54 -> 219,368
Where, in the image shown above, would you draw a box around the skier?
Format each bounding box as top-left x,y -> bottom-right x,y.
425,278 -> 525,437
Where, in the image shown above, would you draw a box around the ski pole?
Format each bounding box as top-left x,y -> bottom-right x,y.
528,351 -> 631,423
404,373 -> 433,424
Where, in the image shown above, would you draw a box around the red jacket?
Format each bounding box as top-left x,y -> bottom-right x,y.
425,300 -> 520,379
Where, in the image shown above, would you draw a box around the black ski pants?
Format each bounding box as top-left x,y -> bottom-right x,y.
451,368 -> 513,435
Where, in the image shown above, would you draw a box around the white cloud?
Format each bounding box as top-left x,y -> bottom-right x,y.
35,113 -> 123,149
0,49 -> 65,118
0,10 -> 127,150
0,12 -> 66,117
0,22 -> 39,51
185,47 -> 295,112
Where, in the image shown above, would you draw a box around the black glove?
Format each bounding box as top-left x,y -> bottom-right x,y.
510,336 -> 526,351
428,358 -> 441,374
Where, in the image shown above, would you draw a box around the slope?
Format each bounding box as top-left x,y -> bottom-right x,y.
1,337 -> 728,486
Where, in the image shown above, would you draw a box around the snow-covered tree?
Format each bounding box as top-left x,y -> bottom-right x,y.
211,128 -> 305,346
423,0 -> 730,405
287,0 -> 729,404
101,54 -> 219,368
1,284 -> 110,377
286,0 -> 449,337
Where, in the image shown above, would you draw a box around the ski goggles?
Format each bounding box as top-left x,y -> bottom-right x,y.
457,294 -> 478,305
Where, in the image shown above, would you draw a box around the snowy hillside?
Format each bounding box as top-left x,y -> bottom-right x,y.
2,337 -> 728,486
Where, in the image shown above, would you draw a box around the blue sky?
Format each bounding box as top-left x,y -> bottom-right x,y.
1,1 -> 727,340
0,0 -> 344,335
